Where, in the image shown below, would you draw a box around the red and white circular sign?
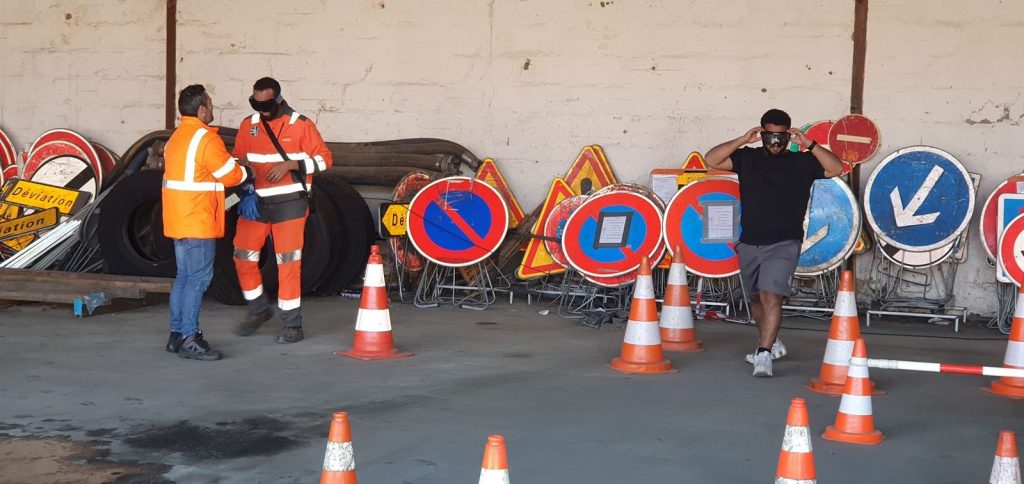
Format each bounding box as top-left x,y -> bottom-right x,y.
23,141 -> 88,182
998,213 -> 1024,286
828,114 -> 880,165
29,129 -> 102,186
0,128 -> 17,169
544,195 -> 588,268
980,174 -> 1024,261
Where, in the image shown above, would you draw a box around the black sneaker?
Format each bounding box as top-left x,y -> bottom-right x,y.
234,308 -> 274,336
275,327 -> 304,344
178,332 -> 223,361
166,332 -> 183,353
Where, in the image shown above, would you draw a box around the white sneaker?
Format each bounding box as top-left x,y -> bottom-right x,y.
751,350 -> 773,377
745,338 -> 787,364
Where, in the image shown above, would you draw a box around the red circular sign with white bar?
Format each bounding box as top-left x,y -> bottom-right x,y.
828,114 -> 880,165
998,213 -> 1024,286
980,174 -> 1024,261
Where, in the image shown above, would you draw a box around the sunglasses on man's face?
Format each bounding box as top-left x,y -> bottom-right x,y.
760,131 -> 791,147
249,96 -> 280,113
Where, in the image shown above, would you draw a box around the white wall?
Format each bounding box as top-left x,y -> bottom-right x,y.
3,0 -> 1022,315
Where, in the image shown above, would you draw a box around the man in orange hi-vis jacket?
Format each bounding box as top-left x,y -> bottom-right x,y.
163,84 -> 250,361
231,77 -> 332,344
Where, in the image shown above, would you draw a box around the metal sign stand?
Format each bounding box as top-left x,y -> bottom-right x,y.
989,280 -> 1016,335
691,275 -> 748,319
865,236 -> 967,332
389,237 -> 422,304
782,268 -> 841,320
413,259 -> 501,310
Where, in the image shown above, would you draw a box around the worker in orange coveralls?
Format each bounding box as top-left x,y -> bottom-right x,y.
231,77 -> 332,344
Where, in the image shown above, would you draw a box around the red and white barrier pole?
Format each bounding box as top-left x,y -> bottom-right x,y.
867,358 -> 1024,379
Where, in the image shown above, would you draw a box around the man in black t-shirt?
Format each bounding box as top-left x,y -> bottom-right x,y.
705,109 -> 844,377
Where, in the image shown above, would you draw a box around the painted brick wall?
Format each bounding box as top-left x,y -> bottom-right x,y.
0,0 -> 165,153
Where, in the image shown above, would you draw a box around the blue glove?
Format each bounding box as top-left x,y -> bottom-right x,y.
238,180 -> 260,221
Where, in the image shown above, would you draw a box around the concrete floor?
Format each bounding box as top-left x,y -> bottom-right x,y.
0,295 -> 1020,483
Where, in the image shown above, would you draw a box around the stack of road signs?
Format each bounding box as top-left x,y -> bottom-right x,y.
662,176 -> 741,278
543,195 -> 588,268
475,158 -> 526,229
562,184 -> 665,279
406,176 -> 509,268
517,178 -> 575,279
0,178 -> 90,249
795,178 -> 861,276
385,172 -> 432,272
981,174 -> 1024,262
864,146 -> 975,269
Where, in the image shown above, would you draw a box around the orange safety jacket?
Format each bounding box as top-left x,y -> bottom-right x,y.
232,104 -> 332,205
162,116 -> 248,239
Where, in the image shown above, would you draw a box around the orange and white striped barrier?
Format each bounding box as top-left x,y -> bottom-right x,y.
822,338 -> 884,445
609,256 -> 676,374
866,359 -> 1024,378
339,245 -> 413,361
990,430 -> 1022,484
808,270 -> 880,396
320,412 -> 357,484
775,397 -> 816,484
659,247 -> 704,352
990,285 -> 1024,399
478,435 -> 510,484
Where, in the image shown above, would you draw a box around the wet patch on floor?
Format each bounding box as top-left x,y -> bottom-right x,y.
122,416 -> 302,460
0,434 -> 171,484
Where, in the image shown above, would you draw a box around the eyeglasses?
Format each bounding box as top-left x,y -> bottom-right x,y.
760,131 -> 791,147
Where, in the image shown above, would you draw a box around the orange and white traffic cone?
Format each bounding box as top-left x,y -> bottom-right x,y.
478,435 -> 510,484
990,430 -> 1022,484
609,256 -> 676,374
989,285 -> 1024,399
339,245 -> 413,360
808,270 -> 880,396
320,412 -> 357,484
822,338 -> 884,445
659,247 -> 704,352
776,397 -> 816,484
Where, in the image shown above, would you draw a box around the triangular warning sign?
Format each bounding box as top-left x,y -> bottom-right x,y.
475,158 -> 526,229
681,151 -> 707,171
563,145 -> 618,196
516,177 -> 575,280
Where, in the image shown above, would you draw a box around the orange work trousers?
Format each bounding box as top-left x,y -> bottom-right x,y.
233,215 -> 306,326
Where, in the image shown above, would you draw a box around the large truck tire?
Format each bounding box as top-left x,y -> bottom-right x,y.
312,172 -> 374,296
98,169 -> 176,277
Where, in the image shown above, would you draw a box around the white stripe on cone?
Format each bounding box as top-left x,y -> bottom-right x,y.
1015,293 -> 1024,318
847,358 -> 870,378
355,308 -> 392,332
990,456 -> 1022,484
837,394 -> 873,416
634,275 -> 654,299
667,263 -> 688,285
833,291 -> 857,317
1004,341 -> 1024,366
478,468 -> 511,484
623,321 -> 661,346
822,339 -> 855,366
781,425 -> 812,453
775,478 -> 816,484
659,305 -> 694,329
364,264 -> 386,287
322,441 -> 355,472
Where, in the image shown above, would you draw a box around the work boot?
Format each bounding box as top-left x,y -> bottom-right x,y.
234,308 -> 274,336
275,326 -> 304,344
166,331 -> 183,353
178,332 -> 223,361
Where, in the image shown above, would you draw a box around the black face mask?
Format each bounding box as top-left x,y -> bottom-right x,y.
249,95 -> 282,115
760,131 -> 791,148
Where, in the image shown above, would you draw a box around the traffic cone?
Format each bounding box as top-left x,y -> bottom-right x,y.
609,256 -> 677,374
776,398 -> 816,483
478,435 -> 510,484
659,247 -> 704,352
808,270 -> 881,396
989,285 -> 1024,399
822,338 -> 884,445
990,430 -> 1022,484
338,245 -> 413,360
320,412 -> 357,484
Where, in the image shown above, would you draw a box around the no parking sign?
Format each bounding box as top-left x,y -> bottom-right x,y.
998,214 -> 1024,286
561,188 -> 663,278
662,176 -> 741,278
407,177 -> 509,267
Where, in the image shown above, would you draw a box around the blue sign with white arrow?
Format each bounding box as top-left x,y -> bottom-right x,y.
796,178 -> 860,276
864,146 -> 975,252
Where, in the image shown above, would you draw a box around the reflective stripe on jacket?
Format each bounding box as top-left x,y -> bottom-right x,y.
162,116 -> 248,239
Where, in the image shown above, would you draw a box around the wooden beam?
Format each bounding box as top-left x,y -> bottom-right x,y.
847,0 -> 869,275
165,0 -> 177,129
0,269 -> 173,293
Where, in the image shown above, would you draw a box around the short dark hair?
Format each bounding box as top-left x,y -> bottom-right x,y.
760,109 -> 791,129
178,84 -> 208,117
253,77 -> 281,98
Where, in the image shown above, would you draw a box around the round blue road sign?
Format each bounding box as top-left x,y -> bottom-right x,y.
796,178 -> 860,276
864,146 -> 975,252
407,176 -> 509,267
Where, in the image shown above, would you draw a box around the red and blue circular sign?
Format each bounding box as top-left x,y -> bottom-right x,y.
999,213 -> 1024,287
407,176 -> 509,267
561,190 -> 663,278
662,176 -> 741,278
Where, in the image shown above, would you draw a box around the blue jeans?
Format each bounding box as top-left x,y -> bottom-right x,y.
169,238 -> 216,338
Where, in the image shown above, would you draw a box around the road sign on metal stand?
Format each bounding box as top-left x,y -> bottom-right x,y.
407,177 -> 509,268
998,214 -> 1024,286
662,176 -> 741,278
796,178 -> 860,276
981,174 -> 1024,261
562,188 -> 663,278
864,146 -> 975,252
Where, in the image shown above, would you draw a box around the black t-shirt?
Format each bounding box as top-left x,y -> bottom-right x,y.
730,147 -> 826,245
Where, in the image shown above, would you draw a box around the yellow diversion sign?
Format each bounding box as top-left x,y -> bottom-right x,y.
379,202 -> 409,237
0,208 -> 58,241
1,179 -> 91,216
